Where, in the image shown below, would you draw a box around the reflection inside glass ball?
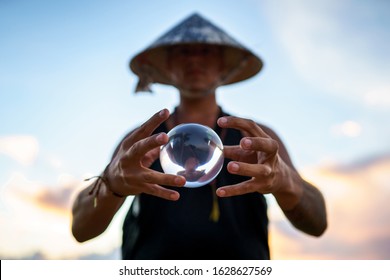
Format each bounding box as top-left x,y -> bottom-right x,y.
160,123 -> 224,188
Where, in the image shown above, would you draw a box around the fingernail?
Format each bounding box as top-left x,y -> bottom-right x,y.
243,138 -> 252,148
218,117 -> 227,125
159,109 -> 167,117
217,189 -> 226,197
174,176 -> 184,186
170,193 -> 179,200
156,133 -> 165,142
230,162 -> 239,172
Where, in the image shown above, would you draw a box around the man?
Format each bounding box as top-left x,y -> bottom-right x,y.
71,13 -> 327,259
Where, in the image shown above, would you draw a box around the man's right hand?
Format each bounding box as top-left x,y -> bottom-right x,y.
105,109 -> 186,200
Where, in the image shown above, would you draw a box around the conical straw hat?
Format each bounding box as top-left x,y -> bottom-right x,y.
130,13 -> 263,92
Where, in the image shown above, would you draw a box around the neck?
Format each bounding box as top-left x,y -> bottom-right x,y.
175,92 -> 220,128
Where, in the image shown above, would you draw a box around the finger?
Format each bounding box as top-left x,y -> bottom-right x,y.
223,145 -> 257,163
240,137 -> 278,155
216,181 -> 258,197
136,169 -> 186,188
123,109 -> 170,147
143,184 -> 181,201
223,145 -> 244,160
218,116 -> 269,138
126,132 -> 168,162
227,161 -> 272,178
141,146 -> 161,167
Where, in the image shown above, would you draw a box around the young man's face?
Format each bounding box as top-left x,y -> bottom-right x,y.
167,44 -> 224,96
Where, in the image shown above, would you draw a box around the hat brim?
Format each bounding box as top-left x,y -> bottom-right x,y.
130,43 -> 263,89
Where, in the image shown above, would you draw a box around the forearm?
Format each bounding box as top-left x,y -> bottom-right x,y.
282,180 -> 327,236
273,166 -> 327,236
71,182 -> 125,242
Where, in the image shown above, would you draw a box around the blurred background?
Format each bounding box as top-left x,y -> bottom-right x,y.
1,0 -> 389,259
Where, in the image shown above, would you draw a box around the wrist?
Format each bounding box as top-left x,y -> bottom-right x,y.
101,165 -> 126,198
85,165 -> 126,208
272,163 -> 303,211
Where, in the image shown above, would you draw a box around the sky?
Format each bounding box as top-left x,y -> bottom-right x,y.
0,0 -> 389,259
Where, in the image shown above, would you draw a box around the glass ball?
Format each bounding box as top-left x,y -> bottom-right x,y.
160,123 -> 224,188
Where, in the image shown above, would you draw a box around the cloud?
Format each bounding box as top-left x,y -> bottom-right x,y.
2,172 -> 86,216
269,153 -> 390,259
0,172 -> 128,259
35,183 -> 76,213
0,173 -> 73,231
330,120 -> 362,138
263,0 -> 390,108
0,135 -> 39,165
45,154 -> 63,169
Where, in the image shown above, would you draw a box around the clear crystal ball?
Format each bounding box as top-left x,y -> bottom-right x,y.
160,123 -> 224,188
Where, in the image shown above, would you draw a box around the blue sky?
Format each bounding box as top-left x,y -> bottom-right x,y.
1,0 -> 389,259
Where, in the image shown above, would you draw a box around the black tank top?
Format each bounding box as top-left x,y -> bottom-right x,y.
121,111 -> 269,259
